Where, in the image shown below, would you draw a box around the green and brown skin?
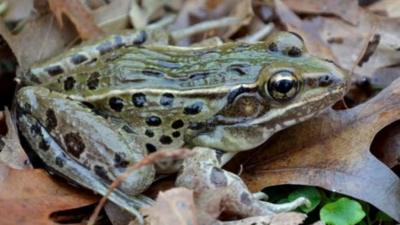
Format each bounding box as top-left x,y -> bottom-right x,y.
16,30 -> 349,220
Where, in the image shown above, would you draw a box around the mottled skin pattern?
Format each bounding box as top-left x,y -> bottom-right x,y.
16,30 -> 349,222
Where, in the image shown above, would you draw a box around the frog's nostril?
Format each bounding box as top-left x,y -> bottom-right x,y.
319,74 -> 334,87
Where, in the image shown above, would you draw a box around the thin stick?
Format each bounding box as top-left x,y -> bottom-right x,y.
240,23 -> 275,43
148,14 -> 177,30
87,148 -> 193,225
170,17 -> 240,41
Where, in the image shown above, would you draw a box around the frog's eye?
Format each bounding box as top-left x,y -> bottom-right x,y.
266,70 -> 300,102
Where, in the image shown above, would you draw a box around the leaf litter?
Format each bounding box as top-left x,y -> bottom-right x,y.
0,0 -> 399,224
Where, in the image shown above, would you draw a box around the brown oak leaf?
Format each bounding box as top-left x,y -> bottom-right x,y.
48,0 -> 103,40
239,77 -> 400,221
0,166 -> 98,225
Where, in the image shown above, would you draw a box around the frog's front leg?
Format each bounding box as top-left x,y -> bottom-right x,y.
16,86 -> 155,217
176,147 -> 309,219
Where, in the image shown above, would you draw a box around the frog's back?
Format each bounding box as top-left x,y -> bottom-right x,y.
41,42 -> 275,99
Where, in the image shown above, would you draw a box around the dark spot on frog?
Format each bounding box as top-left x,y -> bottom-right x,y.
188,71 -> 210,80
171,120 -> 184,129
288,46 -> 302,57
30,122 -> 42,136
183,102 -> 203,115
146,116 -> 161,126
319,74 -> 334,87
240,192 -> 252,206
210,167 -> 228,187
64,76 -> 76,91
227,64 -> 249,76
20,103 -> 32,114
159,135 -> 173,145
114,35 -> 124,48
45,65 -> 64,76
94,165 -> 112,183
96,41 -> 113,55
70,54 -> 88,64
114,152 -> 129,168
109,97 -> 124,112
142,69 -> 165,77
188,122 -> 204,130
160,93 -> 174,107
64,132 -> 85,158
146,143 -> 157,153
122,125 -> 135,133
45,109 -> 57,131
145,129 -> 154,137
227,86 -> 253,104
172,131 -> 180,138
268,42 -> 278,52
132,93 -> 146,107
80,101 -> 95,109
39,138 -> 49,151
87,72 -> 101,90
55,155 -> 65,167
133,30 -> 147,45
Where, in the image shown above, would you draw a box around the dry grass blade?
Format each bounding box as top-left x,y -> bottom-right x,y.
87,148 -> 193,225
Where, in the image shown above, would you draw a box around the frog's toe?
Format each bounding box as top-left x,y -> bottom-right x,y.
260,196 -> 310,213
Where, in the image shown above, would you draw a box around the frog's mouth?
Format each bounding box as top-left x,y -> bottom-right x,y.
211,85 -> 347,128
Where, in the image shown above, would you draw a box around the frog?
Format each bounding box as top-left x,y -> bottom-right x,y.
15,29 -> 349,223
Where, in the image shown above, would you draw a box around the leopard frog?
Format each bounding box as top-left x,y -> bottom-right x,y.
16,30 -> 349,220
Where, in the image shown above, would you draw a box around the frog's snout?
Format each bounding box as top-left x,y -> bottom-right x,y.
321,60 -> 351,94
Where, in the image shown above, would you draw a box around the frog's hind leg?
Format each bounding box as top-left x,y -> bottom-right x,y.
176,147 -> 310,219
16,86 -> 155,219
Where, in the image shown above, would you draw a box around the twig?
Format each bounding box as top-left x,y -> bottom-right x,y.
87,148 -> 193,225
147,14 -> 177,30
240,23 -> 275,43
170,17 -> 240,41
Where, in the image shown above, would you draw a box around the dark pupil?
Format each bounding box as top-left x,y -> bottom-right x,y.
273,78 -> 293,93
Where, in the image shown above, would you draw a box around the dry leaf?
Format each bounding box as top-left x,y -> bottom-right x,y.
282,0 -> 360,25
0,167 -> 98,225
142,187 -> 198,225
223,0 -> 254,38
240,77 -> 400,222
371,121 -> 400,169
367,0 -> 400,18
316,11 -> 400,78
0,108 -> 31,169
48,0 -> 103,40
2,0 -> 34,22
93,0 -> 132,32
129,0 -> 181,29
0,15 -> 76,68
105,201 -> 135,225
274,0 -> 336,60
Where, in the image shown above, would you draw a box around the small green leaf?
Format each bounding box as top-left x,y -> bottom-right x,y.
320,197 -> 366,225
288,186 -> 321,213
